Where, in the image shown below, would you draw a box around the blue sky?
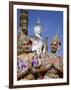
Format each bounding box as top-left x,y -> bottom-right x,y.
17,9 -> 63,56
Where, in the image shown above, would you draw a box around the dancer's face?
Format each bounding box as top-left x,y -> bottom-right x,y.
50,41 -> 58,53
22,41 -> 30,53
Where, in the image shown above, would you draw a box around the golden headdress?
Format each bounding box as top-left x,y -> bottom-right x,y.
50,29 -> 61,46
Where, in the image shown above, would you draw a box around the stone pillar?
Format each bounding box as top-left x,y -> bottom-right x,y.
20,9 -> 28,36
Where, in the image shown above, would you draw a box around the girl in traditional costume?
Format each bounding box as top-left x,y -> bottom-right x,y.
33,32 -> 63,79
17,37 -> 35,80
43,32 -> 63,79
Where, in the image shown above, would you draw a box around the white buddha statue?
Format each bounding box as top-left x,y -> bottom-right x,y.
31,17 -> 47,56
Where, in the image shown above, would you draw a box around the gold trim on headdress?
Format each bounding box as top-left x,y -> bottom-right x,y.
50,29 -> 61,46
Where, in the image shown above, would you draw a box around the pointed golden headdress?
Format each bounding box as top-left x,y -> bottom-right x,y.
50,29 -> 61,46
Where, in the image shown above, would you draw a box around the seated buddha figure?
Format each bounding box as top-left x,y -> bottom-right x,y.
31,17 -> 47,56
